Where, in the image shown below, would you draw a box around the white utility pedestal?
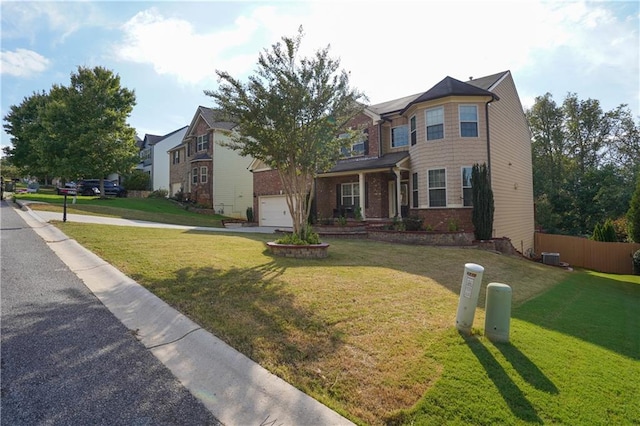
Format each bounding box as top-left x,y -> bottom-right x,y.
455,263 -> 485,334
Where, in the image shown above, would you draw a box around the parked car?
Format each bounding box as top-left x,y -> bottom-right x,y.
56,182 -> 77,195
77,179 -> 126,197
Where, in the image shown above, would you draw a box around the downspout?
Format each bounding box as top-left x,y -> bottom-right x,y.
485,96 -> 496,183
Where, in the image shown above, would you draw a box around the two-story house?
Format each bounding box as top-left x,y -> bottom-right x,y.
251,70 -> 534,254
168,106 -> 253,219
137,126 -> 188,191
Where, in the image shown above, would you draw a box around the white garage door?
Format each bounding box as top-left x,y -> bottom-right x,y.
259,196 -> 293,227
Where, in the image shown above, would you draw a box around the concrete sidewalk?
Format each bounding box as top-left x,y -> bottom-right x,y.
14,203 -> 353,426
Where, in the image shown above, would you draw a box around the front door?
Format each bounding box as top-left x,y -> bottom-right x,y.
388,181 -> 409,217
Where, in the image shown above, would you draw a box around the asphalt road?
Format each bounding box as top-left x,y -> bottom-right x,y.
0,200 -> 221,426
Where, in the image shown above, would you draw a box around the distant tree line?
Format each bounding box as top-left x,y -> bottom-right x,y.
2,66 -> 138,191
526,93 -> 640,241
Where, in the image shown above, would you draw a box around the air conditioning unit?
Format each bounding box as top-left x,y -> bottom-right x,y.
542,252 -> 560,266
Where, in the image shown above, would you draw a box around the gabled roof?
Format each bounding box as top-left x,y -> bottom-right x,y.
321,152 -> 410,175
399,76 -> 498,114
144,134 -> 164,146
465,71 -> 509,91
196,106 -> 236,131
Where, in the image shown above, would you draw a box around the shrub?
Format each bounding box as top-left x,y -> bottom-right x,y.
447,218 -> 460,232
246,206 -> 254,222
628,175 -> 640,242
592,219 -> 617,242
123,170 -> 150,191
633,249 -> 640,275
471,163 -> 494,240
276,226 -> 320,245
148,189 -> 168,198
402,216 -> 423,231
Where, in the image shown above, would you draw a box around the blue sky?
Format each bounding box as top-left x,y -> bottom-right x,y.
1,1 -> 638,153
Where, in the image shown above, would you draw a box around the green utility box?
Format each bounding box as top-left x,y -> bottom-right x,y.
484,283 -> 512,342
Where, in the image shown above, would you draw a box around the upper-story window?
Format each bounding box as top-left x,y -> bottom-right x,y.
462,166 -> 472,206
140,148 -> 151,161
410,116 -> 417,146
428,168 -> 446,207
340,131 -> 367,158
172,150 -> 180,165
459,105 -> 478,137
391,125 -> 408,148
426,106 -> 444,140
197,134 -> 210,151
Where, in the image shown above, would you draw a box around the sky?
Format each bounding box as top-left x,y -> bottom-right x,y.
1,0 -> 639,153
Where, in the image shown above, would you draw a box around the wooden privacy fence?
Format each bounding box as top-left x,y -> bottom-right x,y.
535,232 -> 640,275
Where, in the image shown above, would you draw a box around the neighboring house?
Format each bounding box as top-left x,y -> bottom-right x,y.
137,133 -> 163,185
168,106 -> 253,219
136,126 -> 188,191
250,70 -> 535,254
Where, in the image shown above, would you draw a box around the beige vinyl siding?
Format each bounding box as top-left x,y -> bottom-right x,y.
487,72 -> 535,254
212,131 -> 254,219
408,98 -> 489,207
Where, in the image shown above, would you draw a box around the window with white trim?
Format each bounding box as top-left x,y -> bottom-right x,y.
172,150 -> 180,164
459,105 -> 478,137
341,182 -> 360,207
426,106 -> 444,140
200,166 -> 208,184
410,116 -> 417,146
412,172 -> 419,208
428,168 -> 446,207
197,134 -> 210,151
462,167 -> 472,206
340,132 -> 366,157
391,125 -> 408,148
192,167 -> 198,184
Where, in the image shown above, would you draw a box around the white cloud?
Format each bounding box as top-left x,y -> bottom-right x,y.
112,1 -> 638,113
114,6 -> 300,85
0,48 -> 50,77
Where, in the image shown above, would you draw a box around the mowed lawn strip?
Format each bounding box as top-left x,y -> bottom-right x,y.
14,193 -> 226,227
53,222 -> 639,425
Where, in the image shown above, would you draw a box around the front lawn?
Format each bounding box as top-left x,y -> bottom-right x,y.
54,223 -> 640,425
14,192 -> 227,227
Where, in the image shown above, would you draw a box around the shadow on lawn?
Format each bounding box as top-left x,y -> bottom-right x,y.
146,261 -> 345,367
464,334 -> 543,423
513,273 -> 640,360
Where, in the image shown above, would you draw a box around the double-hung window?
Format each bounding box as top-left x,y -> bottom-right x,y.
428,168 -> 446,207
340,132 -> 366,157
341,182 -> 360,207
426,107 -> 444,140
200,166 -> 208,184
391,125 -> 408,148
197,134 -> 210,151
459,105 -> 478,137
410,116 -> 417,146
172,150 -> 180,164
412,172 -> 419,208
462,167 -> 472,206
192,167 -> 198,184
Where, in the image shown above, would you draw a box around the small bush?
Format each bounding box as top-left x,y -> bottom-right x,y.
148,189 -> 168,198
447,218 -> 460,232
402,216 -> 423,231
633,249 -> 640,275
275,228 -> 320,245
246,206 -> 254,222
123,170 -> 150,191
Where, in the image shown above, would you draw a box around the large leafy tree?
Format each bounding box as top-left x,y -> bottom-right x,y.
527,92 -> 639,235
3,66 -> 138,192
206,27 -> 365,239
2,91 -> 54,182
44,66 -> 138,193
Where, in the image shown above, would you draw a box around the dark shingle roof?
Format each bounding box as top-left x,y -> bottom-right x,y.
322,152 -> 410,174
198,106 -> 236,130
399,76 -> 498,114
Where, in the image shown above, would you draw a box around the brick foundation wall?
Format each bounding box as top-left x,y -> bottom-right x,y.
408,208 -> 473,233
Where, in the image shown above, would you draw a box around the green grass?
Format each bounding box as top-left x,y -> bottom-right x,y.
51,222 -> 640,425
14,192 -> 227,227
